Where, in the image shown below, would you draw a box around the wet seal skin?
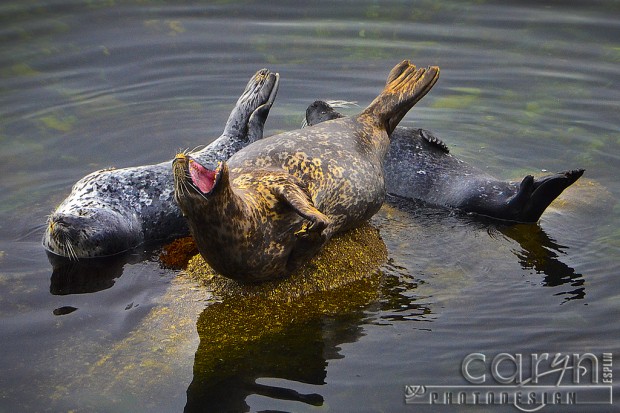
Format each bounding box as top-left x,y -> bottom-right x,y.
305,100 -> 584,223
174,60 -> 440,282
43,69 -> 279,259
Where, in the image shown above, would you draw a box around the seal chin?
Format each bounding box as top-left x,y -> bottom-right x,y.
43,209 -> 141,259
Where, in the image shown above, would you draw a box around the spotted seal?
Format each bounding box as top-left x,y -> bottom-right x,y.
305,100 -> 584,223
173,60 -> 440,282
43,69 -> 280,259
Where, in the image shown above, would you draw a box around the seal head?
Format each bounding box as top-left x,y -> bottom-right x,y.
173,153 -> 330,282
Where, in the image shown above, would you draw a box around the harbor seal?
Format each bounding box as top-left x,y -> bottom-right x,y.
305,100 -> 584,223
43,69 -> 280,259
173,60 -> 440,282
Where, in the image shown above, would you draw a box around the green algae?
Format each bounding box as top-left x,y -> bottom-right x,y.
431,87 -> 481,110
38,114 -> 77,133
0,62 -> 42,78
143,19 -> 186,36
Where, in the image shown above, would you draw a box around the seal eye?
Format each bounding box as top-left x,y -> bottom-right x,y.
189,160 -> 218,194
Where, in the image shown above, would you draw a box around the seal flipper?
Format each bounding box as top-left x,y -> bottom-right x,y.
520,169 -> 585,222
246,73 -> 280,143
270,181 -> 331,273
270,181 -> 331,234
222,69 -> 278,139
363,60 -> 440,134
419,129 -> 449,153
503,169 -> 584,222
507,175 -> 535,216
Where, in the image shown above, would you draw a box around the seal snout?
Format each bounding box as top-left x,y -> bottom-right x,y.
44,212 -> 84,260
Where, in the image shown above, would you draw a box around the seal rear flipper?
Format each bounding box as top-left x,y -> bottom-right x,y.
506,175 -> 535,219
246,73 -> 280,143
363,60 -> 440,134
520,169 -> 585,222
222,69 -> 278,139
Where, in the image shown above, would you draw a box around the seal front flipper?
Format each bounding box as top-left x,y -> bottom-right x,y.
270,181 -> 331,236
419,129 -> 449,153
270,181 -> 331,273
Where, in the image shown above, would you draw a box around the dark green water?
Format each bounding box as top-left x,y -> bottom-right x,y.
1,1 -> 619,412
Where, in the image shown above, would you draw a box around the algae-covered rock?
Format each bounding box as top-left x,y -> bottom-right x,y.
159,236 -> 198,270
185,222 -> 388,300
182,223 -> 387,370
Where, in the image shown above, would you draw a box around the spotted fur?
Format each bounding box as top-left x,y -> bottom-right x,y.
43,69 -> 280,259
174,60 -> 440,281
306,101 -> 584,223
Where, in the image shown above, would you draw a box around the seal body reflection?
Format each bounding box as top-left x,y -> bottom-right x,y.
305,100 -> 583,223
43,69 -> 279,259
173,60 -> 440,281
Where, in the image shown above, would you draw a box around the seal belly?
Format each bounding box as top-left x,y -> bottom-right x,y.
228,120 -> 388,234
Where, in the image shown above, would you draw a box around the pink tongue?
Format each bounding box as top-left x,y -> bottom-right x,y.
189,160 -> 217,193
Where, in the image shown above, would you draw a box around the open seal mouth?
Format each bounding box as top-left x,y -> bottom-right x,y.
173,153 -> 223,200
189,158 -> 220,195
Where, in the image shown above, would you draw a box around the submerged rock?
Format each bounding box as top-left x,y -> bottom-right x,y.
183,223 -> 387,362
183,223 -> 388,408
185,223 -> 388,300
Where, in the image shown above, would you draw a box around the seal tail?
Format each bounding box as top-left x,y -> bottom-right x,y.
510,169 -> 585,222
363,60 -> 440,135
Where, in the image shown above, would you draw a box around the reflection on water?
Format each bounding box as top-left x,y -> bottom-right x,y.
384,195 -> 588,302
498,224 -> 585,302
186,315 -> 334,412
48,252 -> 132,295
184,270 -> 426,412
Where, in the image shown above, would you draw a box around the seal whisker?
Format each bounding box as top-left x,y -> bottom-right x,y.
67,241 -> 78,261
188,145 -> 205,154
62,232 -> 78,261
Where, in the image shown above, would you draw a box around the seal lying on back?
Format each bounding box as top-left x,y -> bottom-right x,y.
305,100 -> 584,223
43,69 -> 279,259
173,60 -> 440,282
